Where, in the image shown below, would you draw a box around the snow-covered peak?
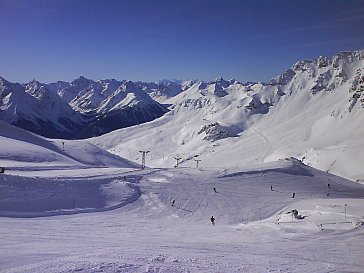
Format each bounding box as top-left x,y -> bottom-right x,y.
156,79 -> 183,85
269,69 -> 296,86
25,80 -> 48,100
0,76 -> 10,85
0,76 -> 12,95
211,76 -> 230,88
70,76 -> 95,89
181,79 -> 197,90
214,76 -> 225,81
291,50 -> 364,73
47,81 -> 71,93
137,80 -> 187,104
1,48 -> 364,146
121,80 -> 137,90
98,79 -> 124,95
0,76 -> 169,138
97,80 -> 161,114
90,49 -> 364,182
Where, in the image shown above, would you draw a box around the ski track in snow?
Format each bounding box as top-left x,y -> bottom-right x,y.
1,162 -> 364,273
250,127 -> 273,163
0,168 -> 165,218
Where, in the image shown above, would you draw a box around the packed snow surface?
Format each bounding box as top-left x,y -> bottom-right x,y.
1,121 -> 364,272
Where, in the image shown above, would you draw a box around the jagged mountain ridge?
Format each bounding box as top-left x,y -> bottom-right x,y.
56,77 -> 169,137
1,49 -> 364,145
90,49 -> 364,182
0,76 -> 169,138
0,78 -> 84,138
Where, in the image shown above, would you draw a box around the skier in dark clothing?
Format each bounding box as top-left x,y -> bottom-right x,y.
213,187 -> 217,193
270,185 -> 273,191
292,192 -> 295,198
210,216 -> 216,225
171,199 -> 175,206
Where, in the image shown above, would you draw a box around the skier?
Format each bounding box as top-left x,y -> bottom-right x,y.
213,187 -> 217,193
270,185 -> 273,191
210,216 -> 216,225
292,192 -> 295,198
327,183 -> 331,189
171,199 -> 175,206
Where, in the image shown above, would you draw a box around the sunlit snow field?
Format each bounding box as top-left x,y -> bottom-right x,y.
0,123 -> 363,272
1,49 -> 364,272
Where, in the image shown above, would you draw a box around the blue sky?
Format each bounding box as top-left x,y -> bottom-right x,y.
1,0 -> 363,83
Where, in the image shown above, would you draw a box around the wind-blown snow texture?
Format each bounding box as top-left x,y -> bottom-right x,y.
1,50 -> 364,272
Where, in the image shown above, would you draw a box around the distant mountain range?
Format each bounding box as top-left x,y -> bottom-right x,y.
1,50 -> 363,142
88,49 -> 364,182
0,76 -> 183,138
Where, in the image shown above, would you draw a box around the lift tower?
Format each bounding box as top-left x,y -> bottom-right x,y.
139,150 -> 149,169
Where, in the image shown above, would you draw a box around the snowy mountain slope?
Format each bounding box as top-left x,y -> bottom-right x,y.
136,79 -> 196,105
90,50 -> 364,182
249,50 -> 364,180
0,76 -> 168,138
81,81 -> 169,137
1,159 -> 364,272
1,67 -> 364,272
1,158 -> 363,222
0,78 -> 83,138
58,76 -> 124,112
0,120 -> 138,169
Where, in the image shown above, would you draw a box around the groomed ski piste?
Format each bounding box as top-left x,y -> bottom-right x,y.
1,120 -> 364,273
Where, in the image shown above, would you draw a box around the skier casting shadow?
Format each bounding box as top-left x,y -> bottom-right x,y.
210,216 -> 216,225
213,188 -> 229,197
